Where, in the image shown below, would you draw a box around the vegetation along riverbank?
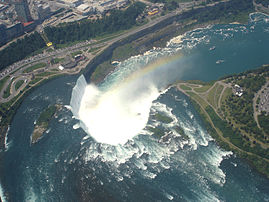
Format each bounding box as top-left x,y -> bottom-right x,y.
176,66 -> 269,178
0,0 -> 261,165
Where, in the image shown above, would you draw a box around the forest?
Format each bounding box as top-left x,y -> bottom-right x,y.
0,2 -> 145,71
255,0 -> 269,6
0,32 -> 46,71
190,0 -> 254,23
259,112 -> 269,135
44,2 -> 145,46
0,0 -> 255,71
225,75 -> 267,142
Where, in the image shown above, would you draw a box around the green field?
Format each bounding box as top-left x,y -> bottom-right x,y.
15,80 -> 24,91
71,50 -> 83,57
186,91 -> 208,108
179,66 -> 269,178
91,61 -> 113,83
0,76 -> 9,92
23,63 -> 47,73
180,84 -> 192,91
112,43 -> 134,61
29,78 -> 43,85
193,85 -> 212,93
51,57 -> 65,64
3,79 -> 12,98
88,47 -> 101,53
207,83 -> 223,108
36,72 -> 58,77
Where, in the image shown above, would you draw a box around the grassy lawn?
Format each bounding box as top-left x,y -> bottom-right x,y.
91,61 -> 114,82
94,28 -> 128,41
220,87 -> 232,105
207,83 -> 223,108
51,57 -> 65,64
0,76 -> 9,92
23,63 -> 47,73
193,84 -> 212,93
15,80 -> 24,91
29,78 -> 43,85
36,72 -> 58,77
71,50 -> 83,57
55,40 -> 83,49
112,43 -> 134,61
189,88 -> 269,178
180,84 -> 192,91
88,47 -> 101,53
186,91 -> 208,109
220,11 -> 250,24
215,84 -> 224,104
3,79 -> 13,98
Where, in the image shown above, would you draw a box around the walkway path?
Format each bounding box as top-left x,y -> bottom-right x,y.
253,79 -> 269,129
176,80 -> 269,162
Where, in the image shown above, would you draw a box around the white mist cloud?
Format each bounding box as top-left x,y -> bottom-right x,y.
78,79 -> 159,145
71,54 -> 187,145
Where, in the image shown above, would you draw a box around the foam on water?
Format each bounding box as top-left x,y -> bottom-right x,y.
4,125 -> 11,151
74,72 -> 218,198
70,12 -> 269,145
78,90 -> 232,194
71,53 -> 188,145
0,182 -> 7,202
65,12 -> 269,201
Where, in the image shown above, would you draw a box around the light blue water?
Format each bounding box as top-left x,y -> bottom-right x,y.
1,13 -> 269,201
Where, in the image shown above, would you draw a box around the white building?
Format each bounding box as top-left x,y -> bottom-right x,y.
37,4 -> 51,20
76,3 -> 95,15
58,0 -> 83,8
234,84 -> 243,97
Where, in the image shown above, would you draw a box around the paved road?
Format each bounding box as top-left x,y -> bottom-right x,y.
177,80 -> 269,153
0,0 -> 225,103
253,80 -> 269,128
2,0 -> 210,81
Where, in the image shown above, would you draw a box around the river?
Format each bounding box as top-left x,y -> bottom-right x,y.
1,12 -> 269,201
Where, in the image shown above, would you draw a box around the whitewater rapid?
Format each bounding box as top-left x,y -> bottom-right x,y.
2,12 -> 269,202
69,12 -> 269,146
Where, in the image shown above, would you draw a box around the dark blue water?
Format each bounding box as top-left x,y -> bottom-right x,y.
1,13 -> 269,201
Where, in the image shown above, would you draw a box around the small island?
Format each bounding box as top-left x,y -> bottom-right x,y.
176,65 -> 269,177
147,112 -> 189,141
31,104 -> 61,144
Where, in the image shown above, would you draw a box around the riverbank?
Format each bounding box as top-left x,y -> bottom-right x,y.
0,0 -> 256,160
85,0 -> 255,83
176,66 -> 269,178
1,2 -> 266,201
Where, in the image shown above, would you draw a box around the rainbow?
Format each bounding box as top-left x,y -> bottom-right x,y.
71,51 -> 183,145
116,53 -> 183,89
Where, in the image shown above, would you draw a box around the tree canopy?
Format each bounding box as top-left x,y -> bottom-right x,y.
0,32 -> 46,71
44,2 -> 146,46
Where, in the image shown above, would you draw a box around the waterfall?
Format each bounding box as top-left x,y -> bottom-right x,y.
70,75 -> 87,118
